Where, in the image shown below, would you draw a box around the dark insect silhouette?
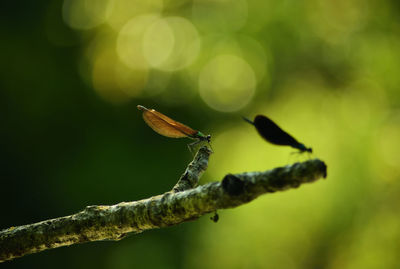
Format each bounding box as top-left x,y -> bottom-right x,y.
243,115 -> 312,153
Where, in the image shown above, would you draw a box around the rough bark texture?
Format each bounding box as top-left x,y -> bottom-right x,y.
0,146 -> 327,263
172,146 -> 212,192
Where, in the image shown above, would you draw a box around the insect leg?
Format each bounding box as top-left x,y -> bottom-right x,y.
206,141 -> 213,152
187,140 -> 201,154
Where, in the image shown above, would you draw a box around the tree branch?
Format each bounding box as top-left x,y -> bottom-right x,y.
172,146 -> 212,192
0,146 -> 327,263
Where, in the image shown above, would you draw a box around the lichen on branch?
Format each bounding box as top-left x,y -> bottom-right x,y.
0,146 -> 327,263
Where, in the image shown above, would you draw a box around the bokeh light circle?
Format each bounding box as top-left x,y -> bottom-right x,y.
199,54 -> 256,112
142,18 -> 175,69
192,0 -> 248,32
209,35 -> 269,83
92,50 -> 130,103
116,14 -> 160,70
376,115 -> 400,171
62,0 -> 110,30
306,0 -> 367,44
105,0 -> 163,30
143,17 -> 201,71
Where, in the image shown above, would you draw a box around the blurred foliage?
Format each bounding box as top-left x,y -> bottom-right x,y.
1,0 -> 400,268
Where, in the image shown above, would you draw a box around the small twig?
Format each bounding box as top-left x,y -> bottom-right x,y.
0,148 -> 327,263
172,146 -> 212,192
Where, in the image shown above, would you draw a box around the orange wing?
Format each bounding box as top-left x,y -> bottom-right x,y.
137,105 -> 197,138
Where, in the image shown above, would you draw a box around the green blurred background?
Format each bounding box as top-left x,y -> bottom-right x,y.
2,0 -> 400,268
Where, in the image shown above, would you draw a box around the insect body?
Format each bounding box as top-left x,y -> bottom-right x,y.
243,115 -> 312,153
137,105 -> 211,152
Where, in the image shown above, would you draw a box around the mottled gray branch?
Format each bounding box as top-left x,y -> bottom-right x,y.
0,148 -> 327,263
172,146 -> 212,192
